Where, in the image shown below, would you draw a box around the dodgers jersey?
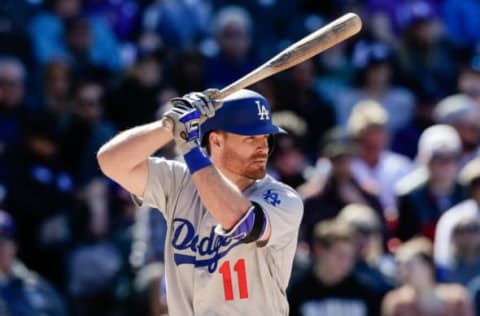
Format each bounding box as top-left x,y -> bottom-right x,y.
138,157 -> 303,316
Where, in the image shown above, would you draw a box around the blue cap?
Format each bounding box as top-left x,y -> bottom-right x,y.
200,89 -> 285,144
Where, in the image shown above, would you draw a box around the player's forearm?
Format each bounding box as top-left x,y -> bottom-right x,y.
97,118 -> 173,181
192,166 -> 251,230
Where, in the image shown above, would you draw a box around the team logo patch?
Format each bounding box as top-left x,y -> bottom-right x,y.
255,100 -> 270,120
262,189 -> 281,206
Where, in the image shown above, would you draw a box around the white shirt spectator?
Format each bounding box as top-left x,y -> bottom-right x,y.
434,199 -> 479,269
351,151 -> 413,216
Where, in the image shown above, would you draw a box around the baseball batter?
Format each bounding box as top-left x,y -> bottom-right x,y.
97,89 -> 303,315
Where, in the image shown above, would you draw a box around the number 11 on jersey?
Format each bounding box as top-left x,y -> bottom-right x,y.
219,259 -> 249,301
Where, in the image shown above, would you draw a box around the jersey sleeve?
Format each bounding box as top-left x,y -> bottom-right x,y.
134,157 -> 189,219
249,183 -> 303,249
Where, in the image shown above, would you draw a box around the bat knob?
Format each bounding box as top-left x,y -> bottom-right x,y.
203,88 -> 223,110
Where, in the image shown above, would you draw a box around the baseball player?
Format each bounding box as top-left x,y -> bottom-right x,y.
97,89 -> 303,315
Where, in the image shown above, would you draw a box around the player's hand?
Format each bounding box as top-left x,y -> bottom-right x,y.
170,89 -> 221,119
163,102 -> 201,154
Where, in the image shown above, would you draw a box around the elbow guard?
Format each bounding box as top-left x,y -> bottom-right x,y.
214,201 -> 268,243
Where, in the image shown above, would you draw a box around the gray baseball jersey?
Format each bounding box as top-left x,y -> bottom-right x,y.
136,157 -> 303,316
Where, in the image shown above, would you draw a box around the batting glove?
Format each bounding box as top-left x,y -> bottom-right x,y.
163,103 -> 201,154
163,103 -> 213,174
169,89 -> 221,120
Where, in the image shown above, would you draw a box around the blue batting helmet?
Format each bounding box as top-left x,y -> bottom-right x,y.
200,89 -> 285,144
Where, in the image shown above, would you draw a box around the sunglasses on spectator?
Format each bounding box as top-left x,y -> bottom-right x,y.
431,153 -> 459,163
454,225 -> 480,234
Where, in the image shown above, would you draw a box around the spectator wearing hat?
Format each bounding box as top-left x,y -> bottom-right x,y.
396,125 -> 466,242
434,94 -> 480,167
337,204 -> 395,296
348,100 -> 412,218
203,6 -> 258,89
434,156 -> 480,269
382,237 -> 474,316
301,128 -> 383,248
0,209 -> 67,315
334,40 -> 415,134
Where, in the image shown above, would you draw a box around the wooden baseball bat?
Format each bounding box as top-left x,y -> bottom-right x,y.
164,13 -> 361,132
212,12 -> 362,100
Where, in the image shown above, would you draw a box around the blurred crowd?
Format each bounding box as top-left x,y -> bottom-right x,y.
2,0 -> 480,315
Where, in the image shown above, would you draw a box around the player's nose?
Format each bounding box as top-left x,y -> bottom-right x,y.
256,135 -> 269,153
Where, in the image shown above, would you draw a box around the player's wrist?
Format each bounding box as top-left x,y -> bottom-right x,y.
183,146 -> 212,174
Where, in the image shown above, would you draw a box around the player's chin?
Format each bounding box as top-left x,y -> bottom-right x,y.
246,166 -> 267,180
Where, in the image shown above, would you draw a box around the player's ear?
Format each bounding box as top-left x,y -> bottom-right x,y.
209,131 -> 223,150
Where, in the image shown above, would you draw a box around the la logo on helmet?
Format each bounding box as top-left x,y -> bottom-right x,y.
255,100 -> 270,120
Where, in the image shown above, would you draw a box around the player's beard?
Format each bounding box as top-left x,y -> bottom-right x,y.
244,164 -> 266,179
221,149 -> 267,180
244,154 -> 268,180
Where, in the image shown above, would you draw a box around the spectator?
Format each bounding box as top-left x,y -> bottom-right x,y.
0,209 -> 67,316
445,217 -> 480,285
66,183 -> 128,316
40,60 -> 73,121
337,204 -> 395,293
0,57 -> 28,193
301,128 -> 383,247
105,50 -> 167,130
212,0 -> 298,60
140,0 -> 210,50
434,156 -> 480,269
63,15 -> 116,82
394,0 -> 457,98
204,5 -> 258,89
366,0 -> 441,46
276,59 -> 336,159
457,54 -> 480,104
67,233 -> 123,316
434,94 -> 480,167
5,110 -> 75,290
173,49 -> 207,95
315,42 -> 355,106
396,125 -> 465,241
0,57 -> 28,110
269,132 -> 308,190
347,100 -> 412,218
28,0 -> 121,72
0,4 -> 35,69
382,237 -> 474,316
60,80 -> 116,186
288,219 -> 383,316
335,40 -> 416,134
391,93 -> 437,159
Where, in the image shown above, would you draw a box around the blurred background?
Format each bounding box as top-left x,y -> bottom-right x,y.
2,0 -> 480,315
